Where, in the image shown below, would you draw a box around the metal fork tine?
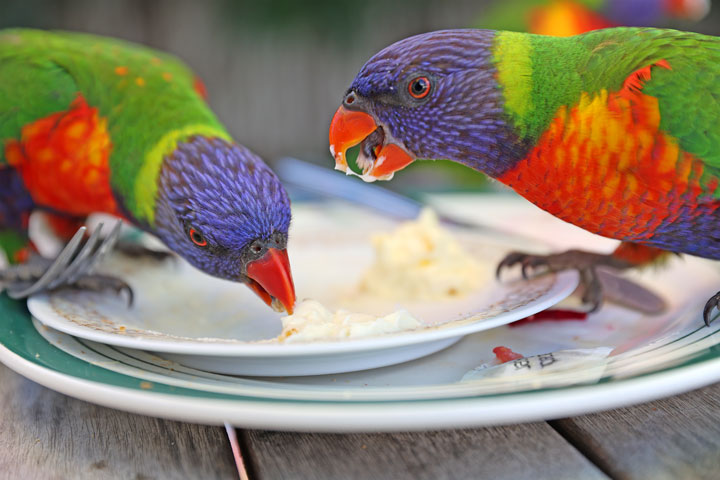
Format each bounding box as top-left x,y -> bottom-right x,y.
47,223 -> 105,289
68,220 -> 122,283
7,226 -> 87,299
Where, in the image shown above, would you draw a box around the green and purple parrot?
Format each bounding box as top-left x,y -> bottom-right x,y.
329,27 -> 720,323
0,28 -> 296,313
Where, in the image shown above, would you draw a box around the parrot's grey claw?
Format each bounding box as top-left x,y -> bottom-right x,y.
496,249 -> 631,313
496,250 -> 564,280
67,274 -> 134,307
702,292 -> 720,327
579,268 -> 603,313
496,251 -> 547,280
115,241 -> 175,263
0,221 -> 131,305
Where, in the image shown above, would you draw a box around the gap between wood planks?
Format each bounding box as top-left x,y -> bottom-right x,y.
237,429 -> 264,480
548,420 -> 618,479
225,423 -> 252,480
234,425 -> 608,480
231,421 -> 614,480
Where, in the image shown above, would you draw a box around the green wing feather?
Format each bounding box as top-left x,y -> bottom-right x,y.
0,31 -> 77,162
498,27 -> 720,169
568,28 -> 720,169
0,28 -> 229,219
639,40 -> 720,168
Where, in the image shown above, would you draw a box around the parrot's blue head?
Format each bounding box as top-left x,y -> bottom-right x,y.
328,29 -> 526,181
153,136 -> 295,313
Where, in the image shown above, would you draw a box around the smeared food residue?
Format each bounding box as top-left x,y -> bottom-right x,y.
278,299 -> 421,343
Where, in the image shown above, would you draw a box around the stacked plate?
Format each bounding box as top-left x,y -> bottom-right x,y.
2,199 -> 720,431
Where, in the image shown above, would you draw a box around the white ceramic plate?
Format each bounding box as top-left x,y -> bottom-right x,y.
3,197 -> 720,431
2,249 -> 719,430
27,205 -> 578,375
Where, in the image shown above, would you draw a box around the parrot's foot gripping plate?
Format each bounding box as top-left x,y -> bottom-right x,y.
115,241 -> 175,263
495,249 -> 663,314
703,292 -> 720,327
68,273 -> 134,306
0,221 -> 133,305
1,258 -> 134,306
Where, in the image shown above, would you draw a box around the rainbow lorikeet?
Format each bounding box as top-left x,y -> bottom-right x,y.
328,27 -> 720,324
0,29 -> 295,313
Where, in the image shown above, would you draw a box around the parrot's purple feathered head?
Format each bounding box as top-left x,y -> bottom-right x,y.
153,136 -> 295,313
329,29 -> 526,181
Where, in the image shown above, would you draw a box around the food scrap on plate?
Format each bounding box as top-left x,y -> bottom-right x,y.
278,299 -> 421,342
276,209 -> 487,342
358,209 -> 486,300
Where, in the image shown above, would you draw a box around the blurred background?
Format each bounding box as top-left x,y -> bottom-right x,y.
2,0 -> 719,193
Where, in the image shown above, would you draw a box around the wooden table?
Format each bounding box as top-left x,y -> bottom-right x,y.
2,363 -> 718,479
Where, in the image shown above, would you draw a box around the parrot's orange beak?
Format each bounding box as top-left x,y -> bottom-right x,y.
246,248 -> 296,314
329,105 -> 415,181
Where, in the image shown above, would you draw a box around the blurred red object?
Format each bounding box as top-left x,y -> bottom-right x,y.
493,346 -> 525,363
529,0 -> 615,36
510,309 -> 588,327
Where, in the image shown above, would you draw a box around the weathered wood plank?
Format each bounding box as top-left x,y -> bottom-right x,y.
551,382 -> 720,480
242,423 -> 609,480
0,364 -> 237,480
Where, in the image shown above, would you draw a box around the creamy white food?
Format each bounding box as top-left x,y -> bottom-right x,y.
358,209 -> 485,300
276,209 -> 484,342
279,299 -> 421,342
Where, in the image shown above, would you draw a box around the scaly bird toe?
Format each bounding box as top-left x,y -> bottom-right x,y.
496,251 -> 554,279
703,292 -> 720,327
579,268 -> 603,312
115,241 -> 175,263
0,258 -> 54,283
69,274 -> 134,306
1,256 -> 133,306
496,249 -> 634,313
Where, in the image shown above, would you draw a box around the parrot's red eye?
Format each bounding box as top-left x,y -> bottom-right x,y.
188,227 -> 207,247
408,76 -> 431,99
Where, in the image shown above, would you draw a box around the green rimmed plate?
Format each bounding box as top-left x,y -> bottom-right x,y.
25,204 -> 579,376
2,293 -> 720,431
3,198 -> 720,431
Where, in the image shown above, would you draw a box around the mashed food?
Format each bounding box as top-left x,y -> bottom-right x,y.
358,209 -> 485,300
279,299 -> 421,342
276,210 -> 483,342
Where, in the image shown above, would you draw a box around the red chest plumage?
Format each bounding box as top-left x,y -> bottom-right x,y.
498,83 -> 710,242
3,95 -> 120,217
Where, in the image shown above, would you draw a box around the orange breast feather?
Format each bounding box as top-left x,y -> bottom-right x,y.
498,62 -> 708,242
4,95 -> 119,217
